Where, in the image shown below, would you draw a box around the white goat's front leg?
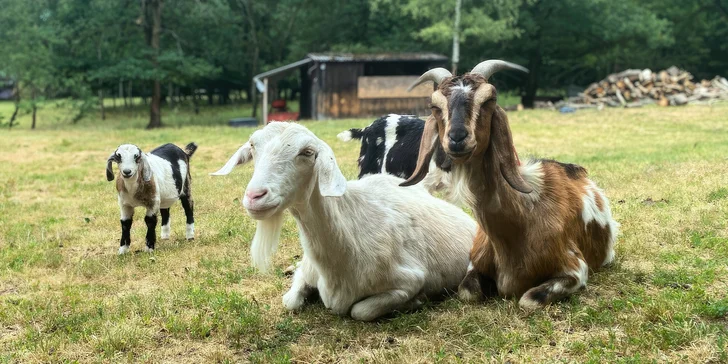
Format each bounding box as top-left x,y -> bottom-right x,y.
118,202 -> 134,255
282,256 -> 319,311
349,268 -> 425,321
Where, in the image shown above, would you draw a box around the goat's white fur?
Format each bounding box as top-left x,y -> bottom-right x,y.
211,122 -> 476,321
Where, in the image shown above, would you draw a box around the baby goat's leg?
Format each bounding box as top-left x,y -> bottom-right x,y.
119,204 -> 134,255
350,268 -> 425,321
518,253 -> 588,310
144,208 -> 158,252
283,256 -> 319,311
180,196 -> 194,240
160,208 -> 171,240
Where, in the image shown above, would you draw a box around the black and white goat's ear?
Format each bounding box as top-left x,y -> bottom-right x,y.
315,142 -> 347,197
209,142 -> 253,176
141,154 -> 153,182
106,154 -> 116,181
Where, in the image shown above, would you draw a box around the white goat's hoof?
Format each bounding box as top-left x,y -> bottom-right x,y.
282,291 -> 305,311
350,304 -> 378,322
118,245 -> 130,255
144,247 -> 155,253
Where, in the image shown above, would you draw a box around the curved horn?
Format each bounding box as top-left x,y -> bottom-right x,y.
407,67 -> 453,91
470,60 -> 529,82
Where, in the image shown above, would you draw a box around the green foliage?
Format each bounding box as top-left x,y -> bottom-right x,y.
0,0 -> 727,127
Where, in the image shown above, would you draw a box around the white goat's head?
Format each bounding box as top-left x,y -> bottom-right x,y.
401,60 -> 532,193
211,122 -> 347,220
106,144 -> 152,182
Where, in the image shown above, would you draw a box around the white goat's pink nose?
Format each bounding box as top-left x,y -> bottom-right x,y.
246,189 -> 268,201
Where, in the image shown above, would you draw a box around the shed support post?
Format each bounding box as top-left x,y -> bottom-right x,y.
262,78 -> 268,125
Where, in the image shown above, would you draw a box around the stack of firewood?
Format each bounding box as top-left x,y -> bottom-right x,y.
561,67 -> 728,109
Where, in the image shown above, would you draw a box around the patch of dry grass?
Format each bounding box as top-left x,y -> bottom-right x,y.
1,103 -> 727,362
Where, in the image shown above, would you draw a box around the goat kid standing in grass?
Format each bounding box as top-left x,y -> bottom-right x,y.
402,60 -> 618,309
211,122 -> 477,321
107,142 -> 197,254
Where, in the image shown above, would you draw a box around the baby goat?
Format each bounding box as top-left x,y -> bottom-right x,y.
106,142 -> 197,254
402,60 -> 618,309
337,114 -> 452,195
211,122 -> 476,321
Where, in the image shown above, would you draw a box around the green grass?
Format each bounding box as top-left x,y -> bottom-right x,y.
1,101 -> 728,362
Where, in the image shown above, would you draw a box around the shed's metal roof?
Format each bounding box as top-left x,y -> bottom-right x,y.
307,52 -> 447,62
253,52 -> 447,92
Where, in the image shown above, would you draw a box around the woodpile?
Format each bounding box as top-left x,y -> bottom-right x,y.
560,67 -> 728,109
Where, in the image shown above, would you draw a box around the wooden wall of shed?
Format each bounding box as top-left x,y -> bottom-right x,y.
359,98 -> 431,117
311,62 -> 436,120
315,62 -> 363,119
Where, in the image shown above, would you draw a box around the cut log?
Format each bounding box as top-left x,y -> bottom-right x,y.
668,93 -> 688,106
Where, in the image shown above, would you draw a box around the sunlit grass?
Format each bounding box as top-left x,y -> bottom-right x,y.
0,102 -> 727,362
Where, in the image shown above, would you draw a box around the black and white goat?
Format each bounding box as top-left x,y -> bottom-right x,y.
337,114 -> 452,194
106,142 -> 197,254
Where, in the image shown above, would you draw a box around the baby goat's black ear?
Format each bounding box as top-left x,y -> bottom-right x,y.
106,154 -> 116,181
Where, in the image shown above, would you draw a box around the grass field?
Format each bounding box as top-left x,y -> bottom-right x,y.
1,101 -> 727,363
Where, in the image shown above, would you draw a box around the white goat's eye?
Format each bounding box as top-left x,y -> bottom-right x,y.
299,149 -> 315,157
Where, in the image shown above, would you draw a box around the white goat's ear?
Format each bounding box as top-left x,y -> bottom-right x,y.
315,143 -> 347,197
141,154 -> 153,182
210,142 -> 253,176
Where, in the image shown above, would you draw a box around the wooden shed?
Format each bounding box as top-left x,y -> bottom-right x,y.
254,53 -> 447,122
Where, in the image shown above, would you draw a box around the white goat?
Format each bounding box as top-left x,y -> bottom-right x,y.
106,142 -> 197,254
211,122 -> 476,321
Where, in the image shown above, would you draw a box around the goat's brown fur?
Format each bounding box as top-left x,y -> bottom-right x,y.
403,71 -> 617,308
115,161 -> 157,209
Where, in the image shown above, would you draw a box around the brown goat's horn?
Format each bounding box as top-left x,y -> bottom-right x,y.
470,60 -> 528,82
407,68 -> 453,91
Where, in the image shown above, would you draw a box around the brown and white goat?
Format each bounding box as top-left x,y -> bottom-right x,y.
401,60 -> 618,309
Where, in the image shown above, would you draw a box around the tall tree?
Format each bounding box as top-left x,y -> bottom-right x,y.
141,0 -> 164,129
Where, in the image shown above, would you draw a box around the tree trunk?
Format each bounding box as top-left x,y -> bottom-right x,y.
242,0 -> 260,118
193,90 -> 200,114
99,89 -> 106,120
8,86 -> 20,129
31,88 -> 37,130
168,83 -> 174,108
128,80 -> 133,107
145,0 -> 163,129
120,79 -> 125,108
522,52 -> 542,108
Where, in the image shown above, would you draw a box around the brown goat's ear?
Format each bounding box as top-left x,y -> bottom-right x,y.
401,115 -> 438,187
491,107 -> 532,193
106,154 -> 115,181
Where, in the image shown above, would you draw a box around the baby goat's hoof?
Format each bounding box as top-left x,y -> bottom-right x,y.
144,247 -> 155,253
118,245 -> 130,255
185,224 -> 195,240
161,226 -> 171,240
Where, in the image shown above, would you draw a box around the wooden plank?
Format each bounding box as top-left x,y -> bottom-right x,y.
358,76 -> 432,99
